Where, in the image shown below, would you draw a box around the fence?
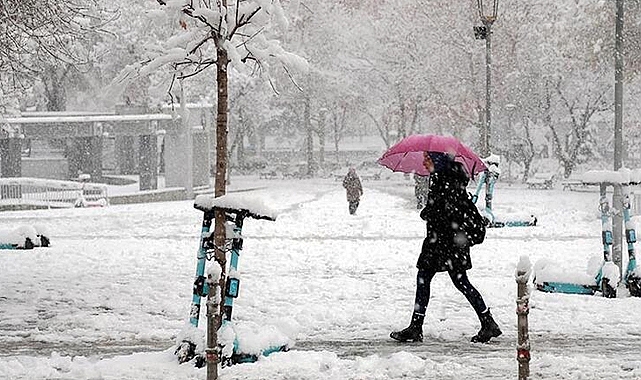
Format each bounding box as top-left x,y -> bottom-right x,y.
0,177 -> 108,209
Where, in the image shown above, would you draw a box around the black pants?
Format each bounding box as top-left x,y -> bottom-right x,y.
348,200 -> 359,215
413,267 -> 487,319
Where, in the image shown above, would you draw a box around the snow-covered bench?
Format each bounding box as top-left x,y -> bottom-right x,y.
560,175 -> 588,191
526,173 -> 556,190
258,169 -> 279,180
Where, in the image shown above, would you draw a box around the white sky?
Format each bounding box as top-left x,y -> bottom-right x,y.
1,175 -> 641,379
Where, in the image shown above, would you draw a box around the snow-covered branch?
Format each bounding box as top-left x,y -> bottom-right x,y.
109,0 -> 305,99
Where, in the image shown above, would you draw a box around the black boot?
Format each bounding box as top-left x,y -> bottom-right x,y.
390,313 -> 424,342
390,324 -> 423,342
471,309 -> 502,343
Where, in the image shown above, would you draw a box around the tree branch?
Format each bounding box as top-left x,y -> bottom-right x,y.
229,5 -> 261,38
177,60 -> 218,79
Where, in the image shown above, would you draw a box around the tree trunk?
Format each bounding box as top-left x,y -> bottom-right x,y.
207,43 -> 229,380
43,66 -> 68,112
523,159 -> 532,183
214,45 -> 229,260
333,114 -> 340,166
304,98 -> 314,176
237,129 -> 245,171
317,108 -> 326,170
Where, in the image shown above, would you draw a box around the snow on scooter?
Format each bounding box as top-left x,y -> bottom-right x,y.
534,171 -> 641,298
175,193 -> 292,367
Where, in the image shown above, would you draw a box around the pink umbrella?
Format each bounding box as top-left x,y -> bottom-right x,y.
377,134 -> 487,179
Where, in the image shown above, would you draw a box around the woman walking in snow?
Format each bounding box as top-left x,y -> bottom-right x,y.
390,151 -> 501,344
342,167 -> 363,215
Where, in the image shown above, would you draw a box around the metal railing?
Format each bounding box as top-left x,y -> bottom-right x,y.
0,177 -> 108,209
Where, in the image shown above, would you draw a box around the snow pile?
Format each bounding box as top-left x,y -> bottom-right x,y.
218,322 -> 236,359
0,224 -> 49,248
233,319 -> 297,357
601,261 -> 621,285
533,256 -> 601,285
494,213 -> 537,225
515,255 -> 532,282
0,225 -> 38,247
174,324 -> 205,355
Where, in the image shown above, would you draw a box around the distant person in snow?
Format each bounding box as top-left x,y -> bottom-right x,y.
390,151 -> 500,344
342,167 -> 363,215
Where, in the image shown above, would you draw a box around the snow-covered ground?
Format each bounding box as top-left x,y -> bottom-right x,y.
1,175 -> 641,379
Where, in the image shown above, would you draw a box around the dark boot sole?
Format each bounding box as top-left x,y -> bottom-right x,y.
390,332 -> 423,343
471,329 -> 502,343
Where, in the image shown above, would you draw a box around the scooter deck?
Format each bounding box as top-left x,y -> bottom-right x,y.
535,281 -> 598,295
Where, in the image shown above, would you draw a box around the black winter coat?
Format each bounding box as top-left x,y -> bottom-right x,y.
417,163 -> 476,272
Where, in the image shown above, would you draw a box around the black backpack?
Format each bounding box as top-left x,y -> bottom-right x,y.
460,194 -> 487,246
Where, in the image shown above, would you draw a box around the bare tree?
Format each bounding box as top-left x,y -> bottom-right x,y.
544,77 -> 610,178
330,100 -> 351,165
0,1 -> 110,91
492,117 -> 536,182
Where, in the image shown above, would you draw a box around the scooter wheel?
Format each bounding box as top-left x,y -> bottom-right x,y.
601,278 -> 617,299
627,276 -> 641,298
175,341 -> 196,364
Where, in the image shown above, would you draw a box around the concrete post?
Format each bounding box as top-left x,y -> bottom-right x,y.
66,136 -> 103,180
139,134 -> 158,191
192,129 -> 210,188
181,80 -> 194,198
115,105 -> 147,176
0,138 -> 22,178
115,136 -> 137,175
88,136 -> 103,181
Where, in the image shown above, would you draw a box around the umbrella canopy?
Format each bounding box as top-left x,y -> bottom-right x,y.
377,134 -> 487,179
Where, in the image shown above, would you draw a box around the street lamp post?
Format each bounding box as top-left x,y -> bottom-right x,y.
505,103 -> 516,181
474,0 -> 499,158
